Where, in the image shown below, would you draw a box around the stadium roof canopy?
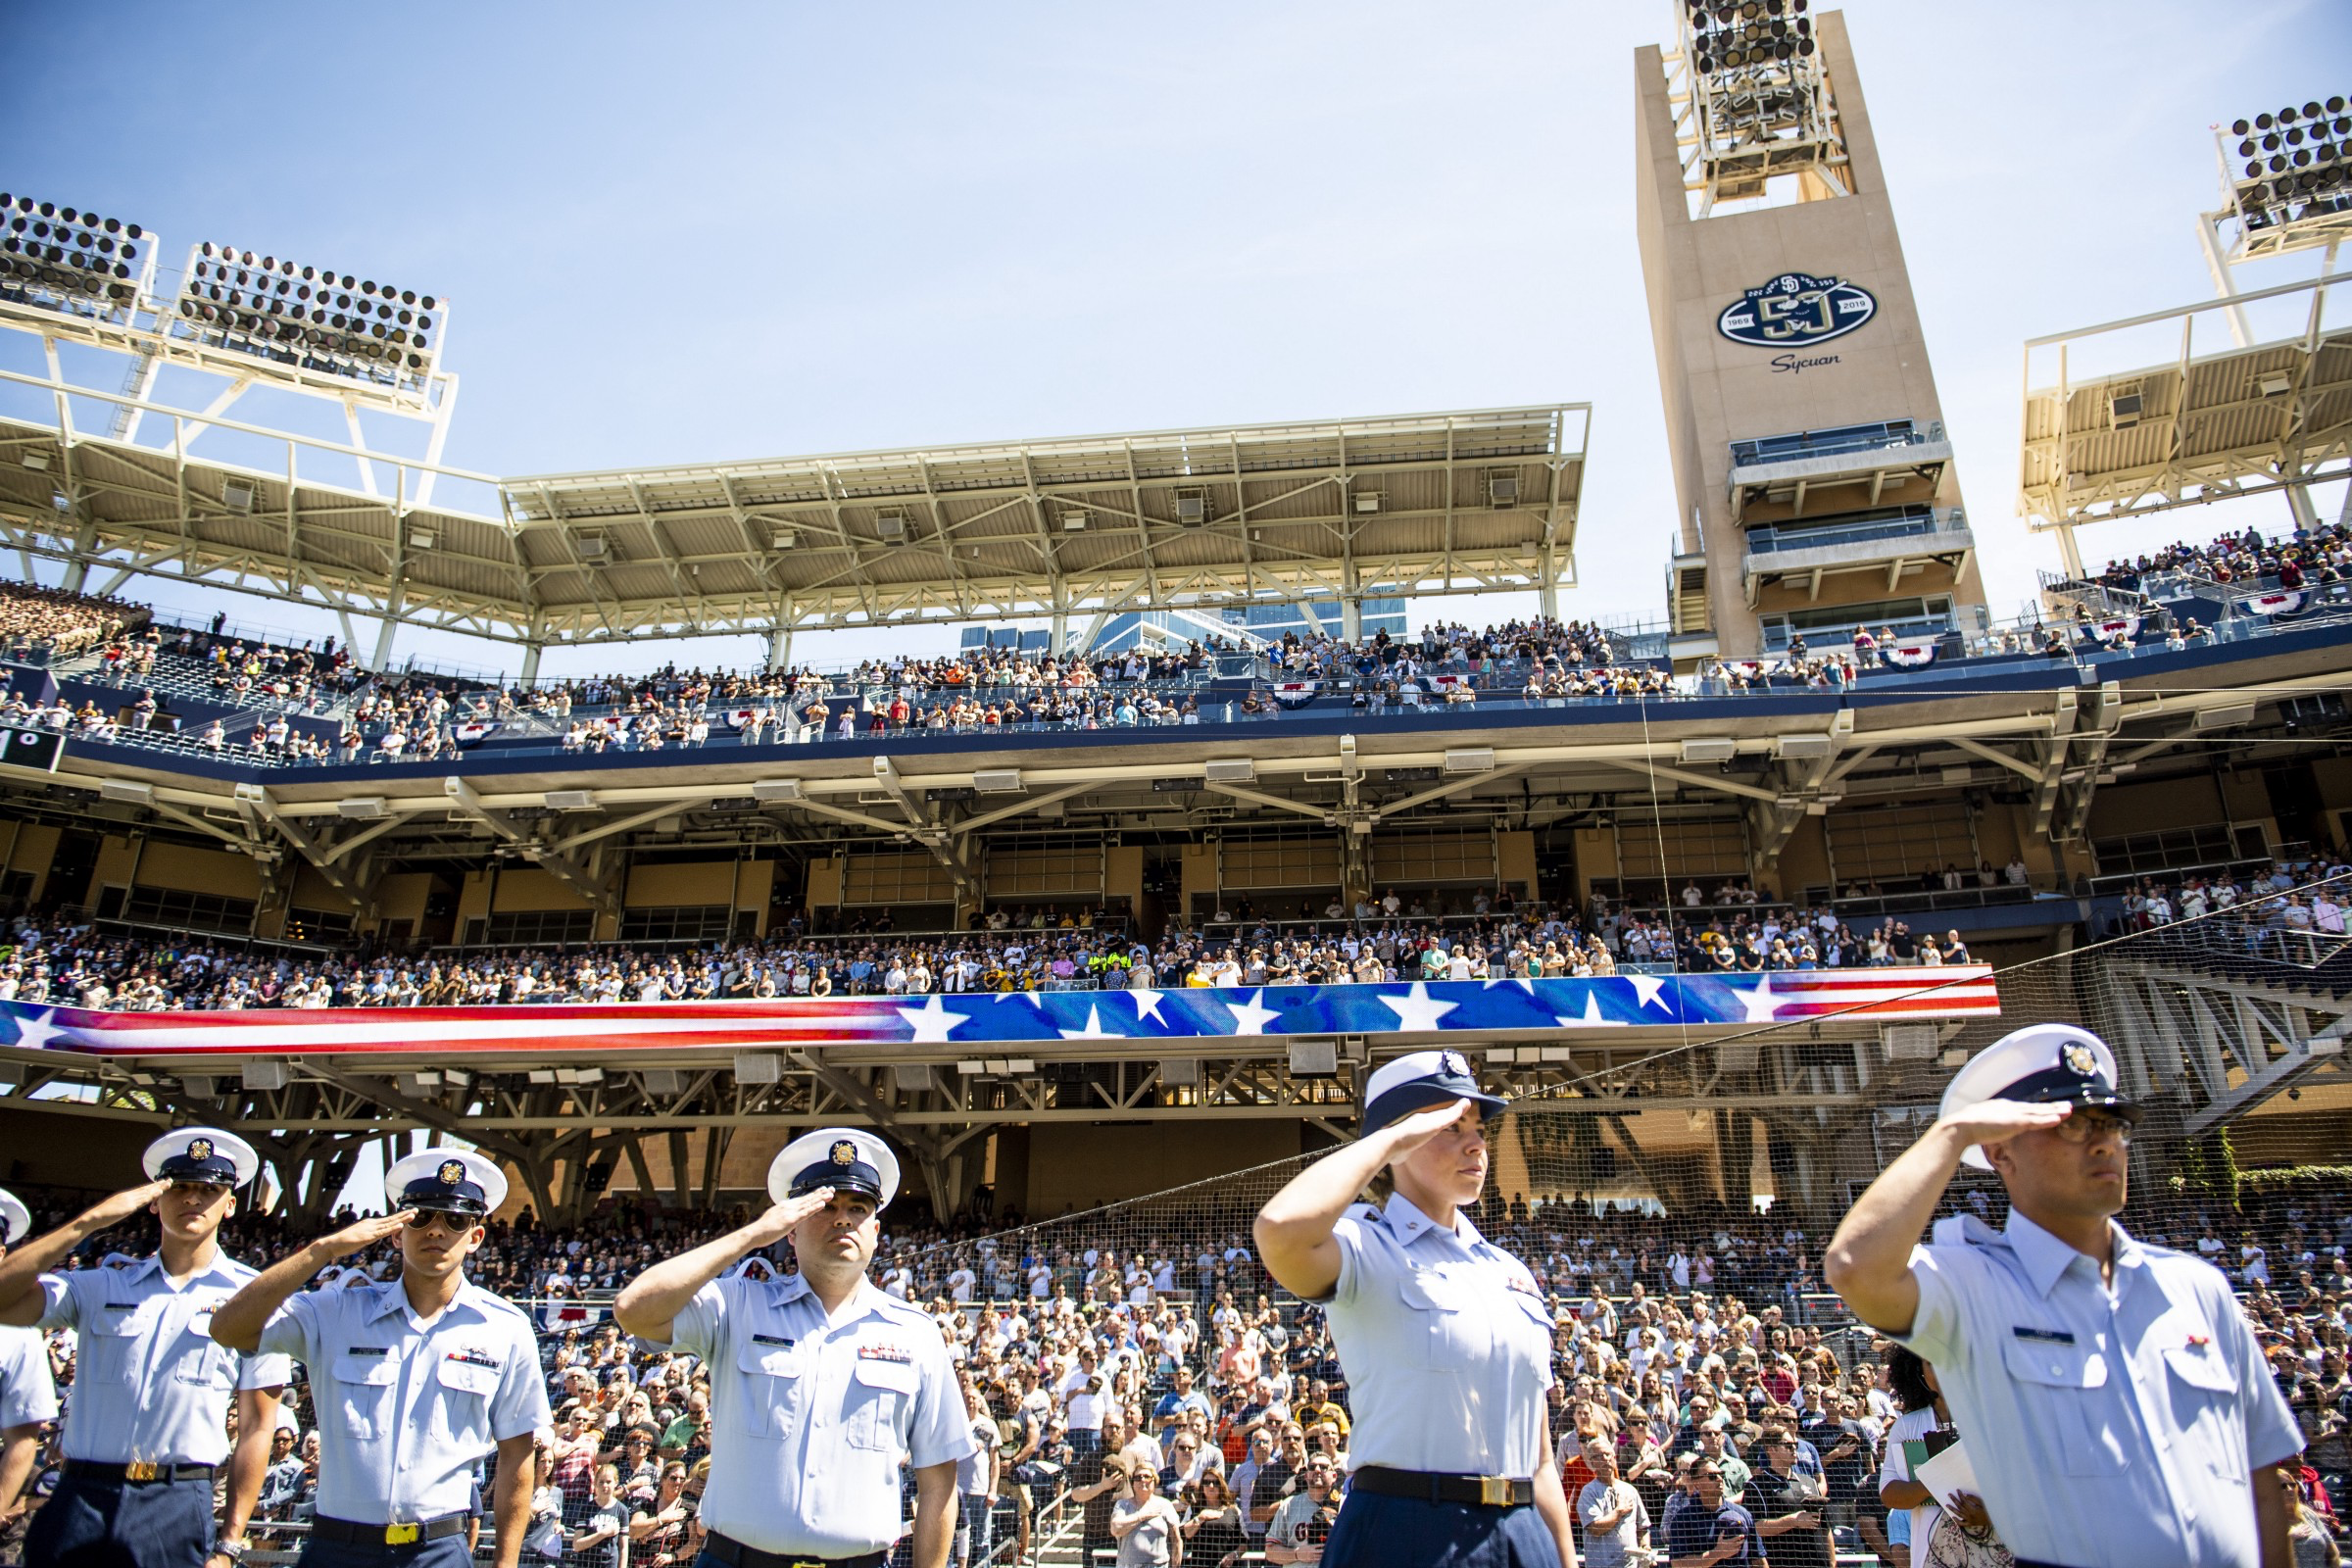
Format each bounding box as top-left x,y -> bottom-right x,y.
0,333 -> 1589,647
2017,271 -> 2351,550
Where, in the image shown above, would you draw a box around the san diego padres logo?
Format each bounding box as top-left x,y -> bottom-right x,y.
1718,271 -> 1877,348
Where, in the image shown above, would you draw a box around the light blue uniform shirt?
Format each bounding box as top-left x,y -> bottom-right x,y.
656,1271 -> 976,1558
255,1276 -> 548,1525
37,1252 -> 290,1465
0,1323 -> 58,1431
1898,1208 -> 2304,1568
1319,1194 -> 1555,1478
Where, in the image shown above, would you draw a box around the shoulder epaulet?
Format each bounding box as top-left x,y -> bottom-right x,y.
873,1291 -> 931,1321
1344,1201 -> 1385,1228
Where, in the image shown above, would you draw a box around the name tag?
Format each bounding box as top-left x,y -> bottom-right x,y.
752,1334 -> 797,1348
858,1344 -> 912,1364
346,1346 -> 389,1357
2011,1326 -> 2076,1346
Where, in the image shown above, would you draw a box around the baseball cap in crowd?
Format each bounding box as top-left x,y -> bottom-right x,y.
1359,1049 -> 1507,1137
1939,1023 -> 2141,1170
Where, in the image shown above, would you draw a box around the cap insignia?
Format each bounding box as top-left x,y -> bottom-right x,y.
2061,1042 -> 2097,1078
186,1137 -> 214,1162
830,1140 -> 858,1166
1440,1050 -> 1469,1077
438,1158 -> 466,1186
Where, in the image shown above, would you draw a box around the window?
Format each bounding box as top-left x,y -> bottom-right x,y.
284,907 -> 357,945
1220,837 -> 1342,891
1828,802 -> 1976,885
122,886 -> 257,935
2091,824 -> 2237,878
843,851 -> 956,906
1760,595 -> 1954,649
1616,812 -> 1748,901
1371,829 -> 1496,885
480,909 -> 594,946
618,905 -> 735,944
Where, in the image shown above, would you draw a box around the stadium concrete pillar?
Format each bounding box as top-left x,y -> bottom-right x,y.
2285,481 -> 2323,533
371,615 -> 400,673
767,623 -> 793,672
518,643 -> 542,685
1341,598 -> 1362,642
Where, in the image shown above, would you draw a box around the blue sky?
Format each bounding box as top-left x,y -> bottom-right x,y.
4,0 -> 2347,680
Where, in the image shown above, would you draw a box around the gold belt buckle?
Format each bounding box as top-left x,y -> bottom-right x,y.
123,1461 -> 161,1482
1478,1476 -> 1513,1506
383,1524 -> 421,1545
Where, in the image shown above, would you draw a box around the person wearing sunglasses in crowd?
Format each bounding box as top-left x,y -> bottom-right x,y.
210,1149 -> 549,1568
0,1130 -> 290,1568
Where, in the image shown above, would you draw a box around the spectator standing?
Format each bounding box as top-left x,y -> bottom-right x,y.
1576,1444 -> 1651,1568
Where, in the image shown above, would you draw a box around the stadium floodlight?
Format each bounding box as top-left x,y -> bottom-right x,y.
222,478 -> 257,513
99,778 -> 155,806
1669,0 -> 1841,210
752,778 -> 805,802
0,193 -> 155,327
2217,95 -> 2352,261
336,797 -> 391,818
171,239 -> 449,395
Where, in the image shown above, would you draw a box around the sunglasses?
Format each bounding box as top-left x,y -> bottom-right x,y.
402,1207 -> 480,1229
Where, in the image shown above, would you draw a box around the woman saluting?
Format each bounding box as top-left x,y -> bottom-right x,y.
1254,1051 -> 1579,1567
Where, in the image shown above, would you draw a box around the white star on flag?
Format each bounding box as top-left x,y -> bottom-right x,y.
1224,989 -> 1282,1036
1127,987 -> 1167,1025
1629,973 -> 1669,1011
1058,1005 -> 1120,1040
1555,992 -> 1630,1029
1378,982 -> 1458,1033
896,994 -> 971,1043
4,1007 -> 78,1053
1738,974 -> 1783,1023
1482,974 -> 1537,994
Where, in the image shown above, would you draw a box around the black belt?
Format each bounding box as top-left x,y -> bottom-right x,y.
310,1514 -> 470,1547
703,1533 -> 888,1568
1348,1465 -> 1534,1507
62,1459 -> 217,1485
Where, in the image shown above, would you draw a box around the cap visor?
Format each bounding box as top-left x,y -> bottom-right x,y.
1360,1083 -> 1507,1138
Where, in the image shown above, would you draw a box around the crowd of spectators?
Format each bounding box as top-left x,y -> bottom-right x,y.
2087,519 -> 2352,597
2,1158 -> 2345,1567
0,583 -> 145,660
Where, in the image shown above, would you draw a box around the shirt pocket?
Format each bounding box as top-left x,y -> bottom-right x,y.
433,1356 -> 501,1446
330,1354 -> 399,1441
173,1313 -> 231,1390
1999,1337 -> 2123,1476
848,1356 -> 919,1450
2161,1342 -> 2243,1477
1396,1273 -> 1482,1370
85,1309 -> 144,1381
734,1339 -> 803,1441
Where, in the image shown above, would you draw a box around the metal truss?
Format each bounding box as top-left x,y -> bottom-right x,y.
0,318 -> 1587,648
2096,946 -> 2352,1136
2017,270 -> 2352,570
1660,11 -> 1850,216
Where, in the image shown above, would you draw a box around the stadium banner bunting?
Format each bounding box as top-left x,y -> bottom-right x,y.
2086,615 -> 2140,643
1883,641 -> 1937,667
451,720 -> 500,747
2244,590 -> 2304,616
0,968 -> 1998,1057
1270,681 -> 1320,709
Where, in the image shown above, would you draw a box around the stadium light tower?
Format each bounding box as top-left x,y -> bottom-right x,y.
0,195 -> 156,329
2199,94 -> 2352,345
1667,0 -> 1850,216
173,243 -> 450,400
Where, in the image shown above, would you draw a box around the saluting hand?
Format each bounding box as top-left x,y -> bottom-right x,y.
84,1179 -> 172,1227
1935,1098 -> 2074,1149
740,1187 -> 836,1250
314,1211 -> 411,1260
1380,1098 -> 1476,1158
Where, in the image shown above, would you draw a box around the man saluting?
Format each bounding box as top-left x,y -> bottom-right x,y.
615,1128 -> 976,1568
1825,1024 -> 2304,1568
0,1129 -> 288,1568
212,1149 -> 549,1568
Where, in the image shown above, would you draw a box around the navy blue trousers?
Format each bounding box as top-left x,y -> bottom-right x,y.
294,1536 -> 470,1568
1323,1491 -> 1558,1568
26,1472 -> 214,1568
